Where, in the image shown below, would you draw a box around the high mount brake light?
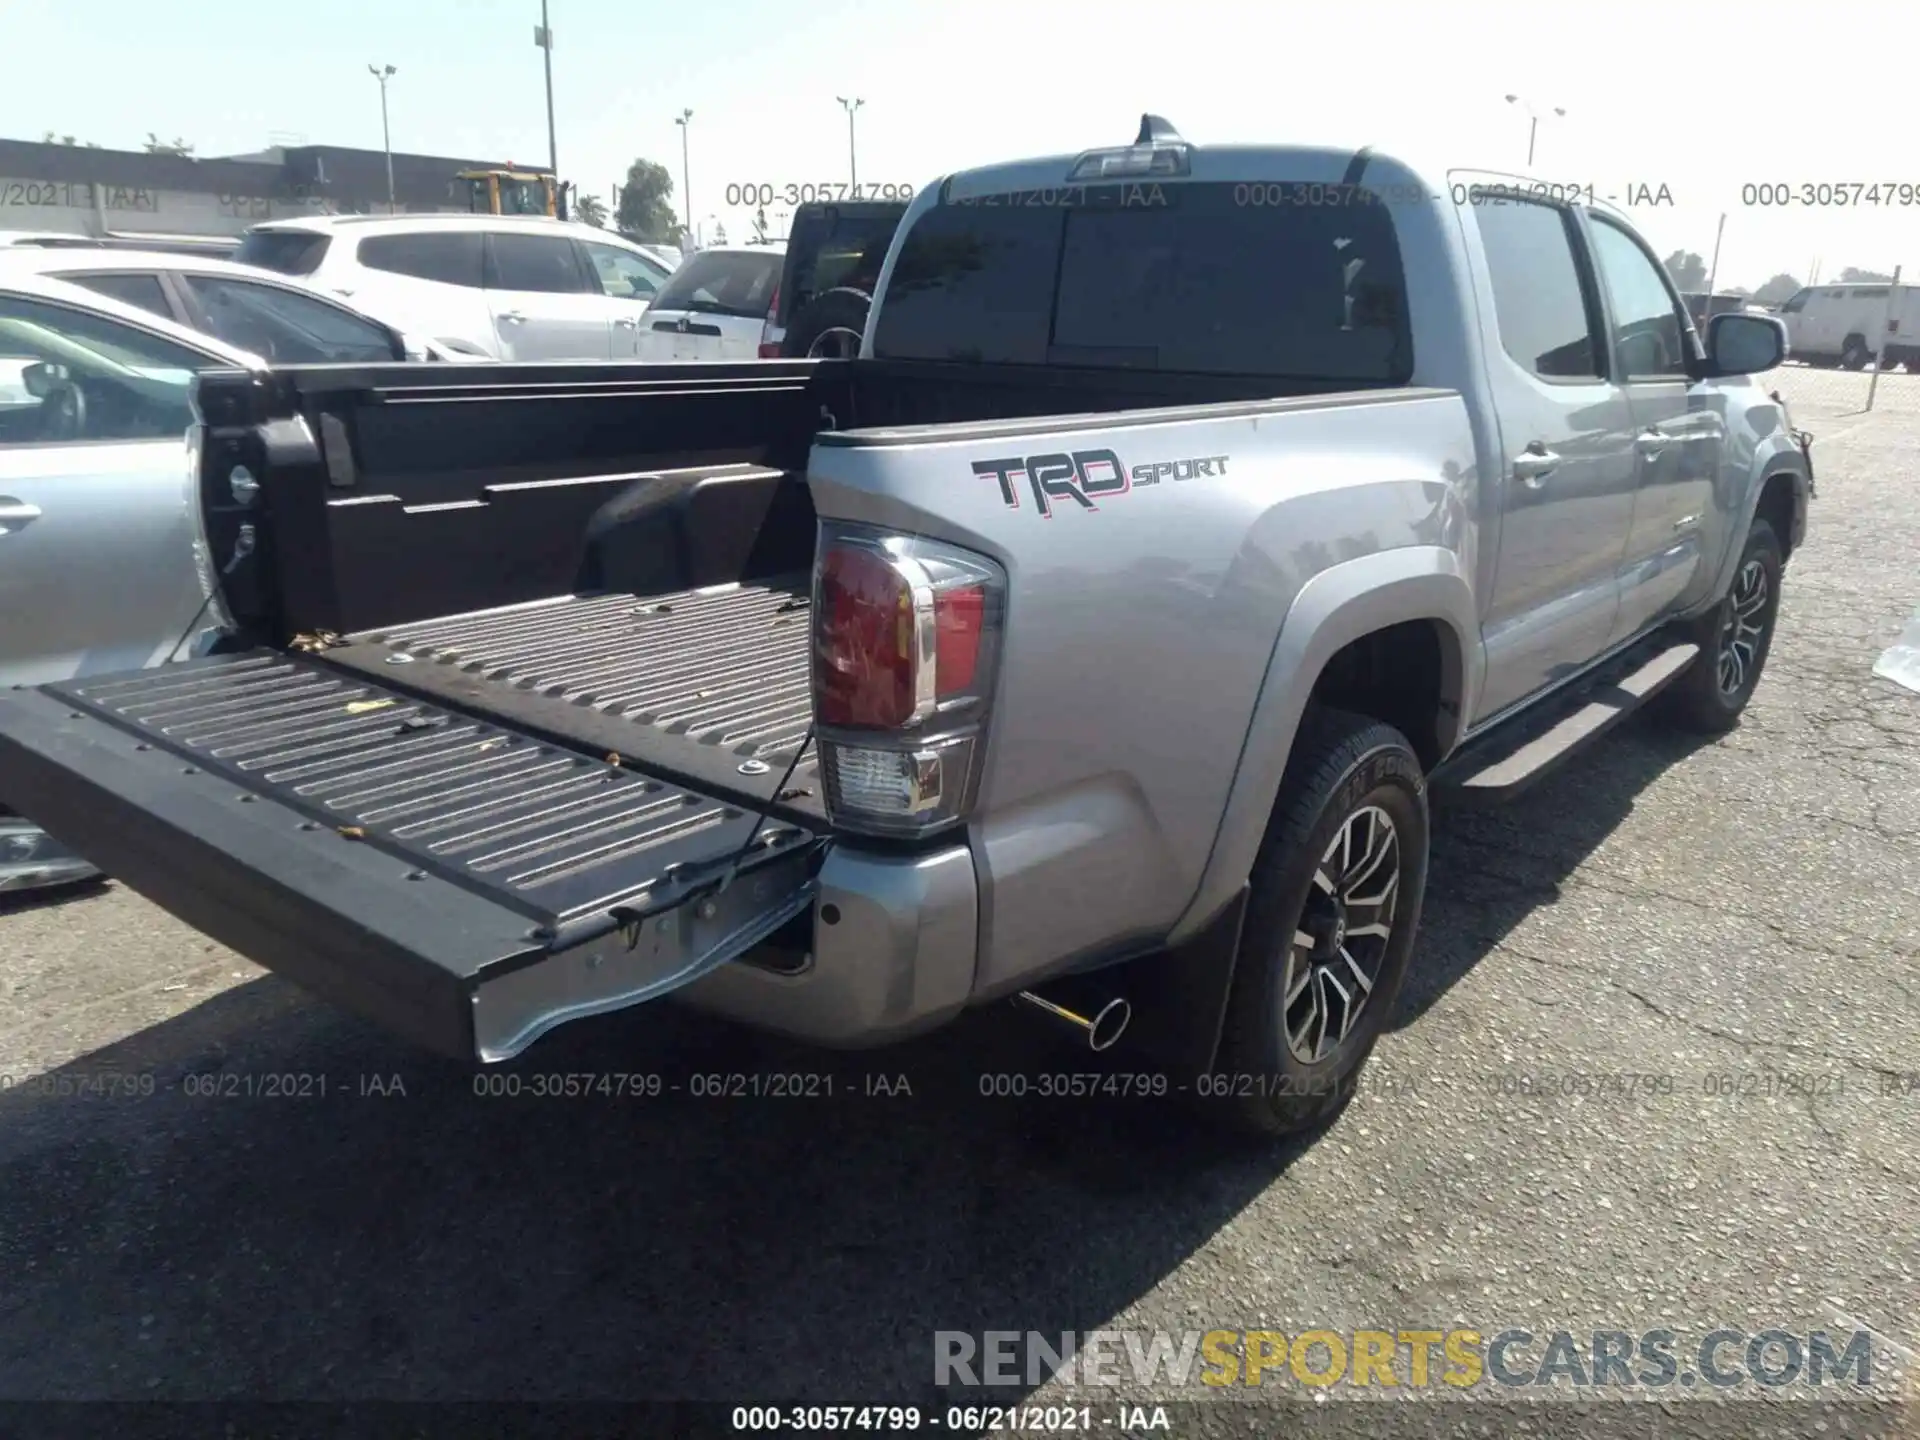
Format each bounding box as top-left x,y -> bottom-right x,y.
810,528 -> 1005,836
1067,144 -> 1190,181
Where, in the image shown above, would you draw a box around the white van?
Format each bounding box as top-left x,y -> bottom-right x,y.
1778,283 -> 1920,371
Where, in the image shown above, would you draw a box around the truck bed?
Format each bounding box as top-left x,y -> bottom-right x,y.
318,576 -> 825,820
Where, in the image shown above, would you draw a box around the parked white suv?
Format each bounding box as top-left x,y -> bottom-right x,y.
233,215 -> 676,361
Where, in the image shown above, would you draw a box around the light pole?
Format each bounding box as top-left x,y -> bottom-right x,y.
534,2 -> 558,186
368,64 -> 397,212
1503,93 -> 1565,169
674,108 -> 693,242
837,96 -> 863,193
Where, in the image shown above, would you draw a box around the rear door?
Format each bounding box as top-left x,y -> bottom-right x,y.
483,230 -> 612,360
0,289 -> 215,685
635,250 -> 781,361
1464,196 -> 1638,720
1582,211 -> 1723,646
347,230 -> 494,354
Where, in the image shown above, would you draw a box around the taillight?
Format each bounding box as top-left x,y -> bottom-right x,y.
811,527 -> 1005,836
758,284 -> 784,358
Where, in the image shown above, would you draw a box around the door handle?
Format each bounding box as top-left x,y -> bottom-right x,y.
614,316 -> 639,329
498,311 -> 527,325
0,497 -> 43,533
1511,443 -> 1561,488
1636,428 -> 1673,454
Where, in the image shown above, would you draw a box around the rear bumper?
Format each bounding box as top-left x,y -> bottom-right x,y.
676,841 -> 979,1046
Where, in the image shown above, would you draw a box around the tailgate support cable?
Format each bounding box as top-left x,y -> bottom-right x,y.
693,722 -> 821,905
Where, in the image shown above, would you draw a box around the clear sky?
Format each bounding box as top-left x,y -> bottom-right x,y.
6,0 -> 1917,289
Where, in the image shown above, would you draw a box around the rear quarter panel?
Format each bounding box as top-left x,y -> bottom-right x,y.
807,389 -> 1479,993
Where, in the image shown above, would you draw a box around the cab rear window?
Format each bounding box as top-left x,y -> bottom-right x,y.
871,181 -> 1411,381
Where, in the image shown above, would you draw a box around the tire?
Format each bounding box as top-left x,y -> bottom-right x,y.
780,287 -> 871,359
1660,519 -> 1784,734
1208,708 -> 1430,1139
1840,335 -> 1871,370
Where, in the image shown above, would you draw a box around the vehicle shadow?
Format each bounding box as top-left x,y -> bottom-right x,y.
1394,709 -> 1716,1027
0,968 -> 1305,1407
0,714 -> 1711,1410
0,872 -> 111,916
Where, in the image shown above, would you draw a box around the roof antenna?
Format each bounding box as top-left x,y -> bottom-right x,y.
1136,114 -> 1183,145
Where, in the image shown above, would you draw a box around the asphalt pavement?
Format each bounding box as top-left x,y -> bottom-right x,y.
1,369 -> 1916,1436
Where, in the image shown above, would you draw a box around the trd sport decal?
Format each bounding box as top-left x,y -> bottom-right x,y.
970,449 -> 1230,519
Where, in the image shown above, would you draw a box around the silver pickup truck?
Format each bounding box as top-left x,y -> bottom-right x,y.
0,119 -> 1812,1138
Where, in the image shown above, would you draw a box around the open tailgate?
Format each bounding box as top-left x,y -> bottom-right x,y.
0,651 -> 822,1061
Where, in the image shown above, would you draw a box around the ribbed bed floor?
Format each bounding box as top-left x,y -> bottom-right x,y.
319,577 -> 824,815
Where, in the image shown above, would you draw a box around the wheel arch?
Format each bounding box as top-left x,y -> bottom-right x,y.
1167,546 -> 1477,946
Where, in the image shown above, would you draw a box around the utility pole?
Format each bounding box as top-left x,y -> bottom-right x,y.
837,96 -> 863,194
1503,93 -> 1566,169
534,2 -> 558,185
1867,264 -> 1903,412
368,65 -> 397,212
1703,212 -> 1727,298
674,108 -> 693,241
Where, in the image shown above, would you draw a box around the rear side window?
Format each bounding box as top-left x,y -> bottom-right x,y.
871,182 -> 1411,381
649,250 -> 781,319
781,207 -> 906,322
486,232 -> 590,293
233,230 -> 331,276
64,272 -> 173,320
357,231 -> 485,287
1472,200 -> 1601,379
181,276 -> 401,363
1851,287 -> 1891,300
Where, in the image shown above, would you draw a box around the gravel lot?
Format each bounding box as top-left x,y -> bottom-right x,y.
2,370 -> 1916,1434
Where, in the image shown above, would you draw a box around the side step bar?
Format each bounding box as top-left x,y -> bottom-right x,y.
0,652 -> 823,1061
1432,640 -> 1700,799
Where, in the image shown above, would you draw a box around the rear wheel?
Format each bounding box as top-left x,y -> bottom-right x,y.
781,287 -> 871,359
1660,519 -> 1784,733
1209,709 -> 1429,1138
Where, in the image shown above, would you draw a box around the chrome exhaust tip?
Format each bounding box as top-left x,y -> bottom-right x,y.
1016,988 -> 1133,1052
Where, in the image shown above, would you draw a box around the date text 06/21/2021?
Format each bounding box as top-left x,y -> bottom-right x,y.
0,180 -> 159,212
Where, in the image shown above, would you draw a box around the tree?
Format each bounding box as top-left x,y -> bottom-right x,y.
615,158 -> 680,243
712,221 -> 728,246
573,193 -> 607,228
144,132 -> 194,157
1662,251 -> 1708,291
1750,273 -> 1802,306
750,205 -> 770,245
1837,267 -> 1893,283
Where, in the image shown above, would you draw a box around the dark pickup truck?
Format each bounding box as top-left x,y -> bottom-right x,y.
0,121 -> 1811,1137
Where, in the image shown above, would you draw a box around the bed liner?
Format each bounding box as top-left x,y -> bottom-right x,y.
317,575 -> 826,822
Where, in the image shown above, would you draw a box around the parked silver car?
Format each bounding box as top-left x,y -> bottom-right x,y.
0,246 -> 462,364
0,271 -> 264,893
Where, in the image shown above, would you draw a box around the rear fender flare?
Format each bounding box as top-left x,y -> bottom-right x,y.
1168,546 -> 1478,945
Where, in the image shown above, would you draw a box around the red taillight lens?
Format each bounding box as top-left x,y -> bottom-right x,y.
934,585 -> 984,696
758,341 -> 784,358
816,544 -> 915,728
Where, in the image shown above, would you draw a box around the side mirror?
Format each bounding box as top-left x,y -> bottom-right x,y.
21,361 -> 71,398
1705,312 -> 1787,376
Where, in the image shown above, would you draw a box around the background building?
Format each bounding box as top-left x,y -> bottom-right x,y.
0,136 -> 550,241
